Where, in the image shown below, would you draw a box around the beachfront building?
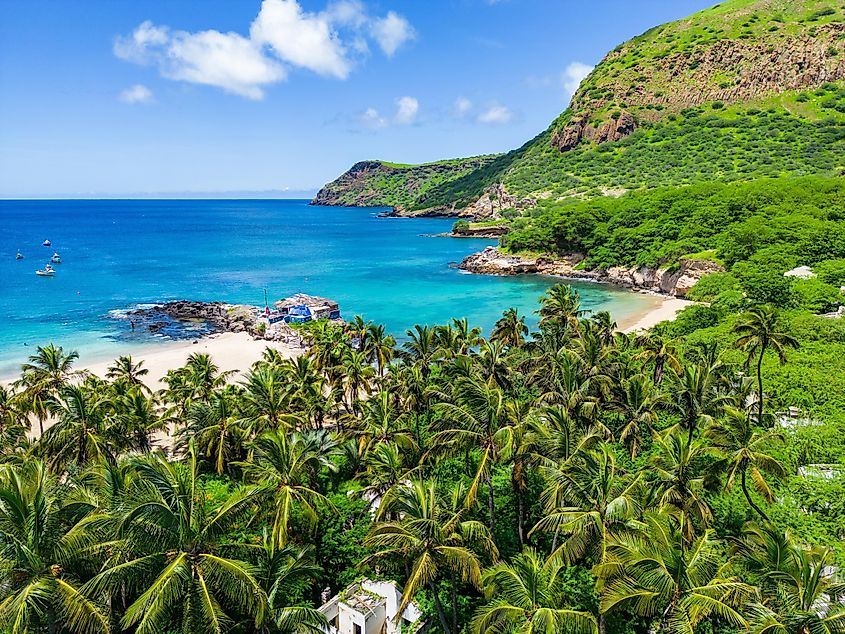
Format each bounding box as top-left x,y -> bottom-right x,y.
274,293 -> 341,324
319,580 -> 423,634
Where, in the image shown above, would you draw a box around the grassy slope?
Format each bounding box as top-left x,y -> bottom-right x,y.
314,0 -> 845,211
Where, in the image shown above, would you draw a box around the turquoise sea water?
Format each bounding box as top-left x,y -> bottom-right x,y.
0,200 -> 656,376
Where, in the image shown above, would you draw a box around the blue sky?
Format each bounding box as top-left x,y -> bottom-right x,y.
0,0 -> 714,197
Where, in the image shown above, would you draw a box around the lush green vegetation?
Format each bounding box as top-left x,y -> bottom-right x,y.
2,283 -> 845,633
502,176 -> 845,313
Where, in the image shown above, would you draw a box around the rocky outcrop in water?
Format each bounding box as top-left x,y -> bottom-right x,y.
125,301 -> 306,346
458,247 -> 723,297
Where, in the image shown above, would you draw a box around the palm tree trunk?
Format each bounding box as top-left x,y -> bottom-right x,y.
487,470 -> 496,538
741,466 -> 770,522
599,613 -> 606,634
756,348 -> 765,426
516,485 -> 525,547
450,573 -> 458,633
428,582 -> 452,634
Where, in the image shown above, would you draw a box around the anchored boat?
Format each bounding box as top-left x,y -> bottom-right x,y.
36,264 -> 55,277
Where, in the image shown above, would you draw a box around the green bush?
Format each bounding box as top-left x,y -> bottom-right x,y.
687,272 -> 739,302
792,278 -> 843,313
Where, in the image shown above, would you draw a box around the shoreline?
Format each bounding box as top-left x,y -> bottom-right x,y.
0,291 -> 688,388
0,332 -> 302,390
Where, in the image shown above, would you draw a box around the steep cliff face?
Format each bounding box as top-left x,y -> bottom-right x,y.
311,156 -> 499,212
313,0 -> 845,213
553,3 -> 845,150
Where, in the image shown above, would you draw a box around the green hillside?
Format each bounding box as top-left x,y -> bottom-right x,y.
313,0 -> 845,213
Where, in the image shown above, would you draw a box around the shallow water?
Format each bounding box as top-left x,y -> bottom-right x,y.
0,200 -> 655,375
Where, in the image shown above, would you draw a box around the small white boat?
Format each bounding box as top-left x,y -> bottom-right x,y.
42,240 -> 51,247
16,251 -> 23,260
50,252 -> 61,264
36,264 -> 55,277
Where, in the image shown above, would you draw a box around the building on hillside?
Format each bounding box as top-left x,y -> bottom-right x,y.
319,580 -> 423,634
274,293 -> 341,324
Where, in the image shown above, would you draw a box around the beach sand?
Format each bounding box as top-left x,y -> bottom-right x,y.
2,295 -> 691,389
620,296 -> 694,333
1,332 -> 302,392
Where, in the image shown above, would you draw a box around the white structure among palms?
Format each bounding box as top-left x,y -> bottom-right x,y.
320,580 -> 423,634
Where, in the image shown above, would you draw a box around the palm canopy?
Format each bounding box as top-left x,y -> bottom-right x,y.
472,548 -> 597,634
598,513 -> 754,634
363,480 -> 497,634
0,460 -> 109,634
242,430 -> 338,549
85,447 -> 267,634
733,305 -> 799,425
732,524 -> 845,634
532,446 -> 641,567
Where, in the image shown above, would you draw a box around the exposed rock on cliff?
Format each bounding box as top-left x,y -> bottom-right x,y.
311,156 -> 499,212
553,13 -> 845,151
458,247 -> 723,297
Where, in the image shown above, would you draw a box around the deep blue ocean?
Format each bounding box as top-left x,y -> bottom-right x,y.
0,199 -> 656,375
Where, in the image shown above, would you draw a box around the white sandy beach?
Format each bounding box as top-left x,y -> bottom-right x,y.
1,332 -> 302,392
1,295 -> 692,390
620,296 -> 694,333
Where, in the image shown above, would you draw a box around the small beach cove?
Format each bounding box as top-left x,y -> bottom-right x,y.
0,199 -> 672,378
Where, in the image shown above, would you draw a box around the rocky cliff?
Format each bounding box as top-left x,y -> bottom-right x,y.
458,247 -> 724,298
313,0 -> 845,213
553,3 -> 845,150
311,156 -> 499,213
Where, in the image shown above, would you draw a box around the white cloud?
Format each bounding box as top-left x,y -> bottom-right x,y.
250,0 -> 350,79
394,96 -> 419,124
454,96 -> 473,117
113,20 -> 169,64
562,61 -> 593,99
360,107 -> 387,129
166,30 -> 285,99
114,0 -> 414,99
370,11 -> 415,57
118,84 -> 155,104
477,104 -> 513,125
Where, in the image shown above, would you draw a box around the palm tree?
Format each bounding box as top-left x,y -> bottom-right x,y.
20,343 -> 80,391
0,460 -> 109,633
106,355 -> 150,393
429,374 -> 506,536
363,480 -> 497,634
705,407 -> 786,521
472,548 -> 597,634
733,305 -> 799,425
240,365 -> 298,435
16,344 -> 80,437
598,513 -> 753,634
490,307 -> 528,349
112,388 -> 166,454
538,284 -> 586,330
634,325 -> 682,385
609,373 -> 661,459
251,539 -> 326,633
649,429 -> 714,544
732,524 -> 845,634
341,348 -> 375,415
352,390 -> 417,458
184,352 -> 232,403
85,447 -> 267,633
670,362 -> 732,445
0,386 -> 29,453
402,325 -> 441,374
179,386 -> 248,476
364,323 -> 395,377
531,445 -> 640,634
41,384 -> 116,470
243,430 -> 338,549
